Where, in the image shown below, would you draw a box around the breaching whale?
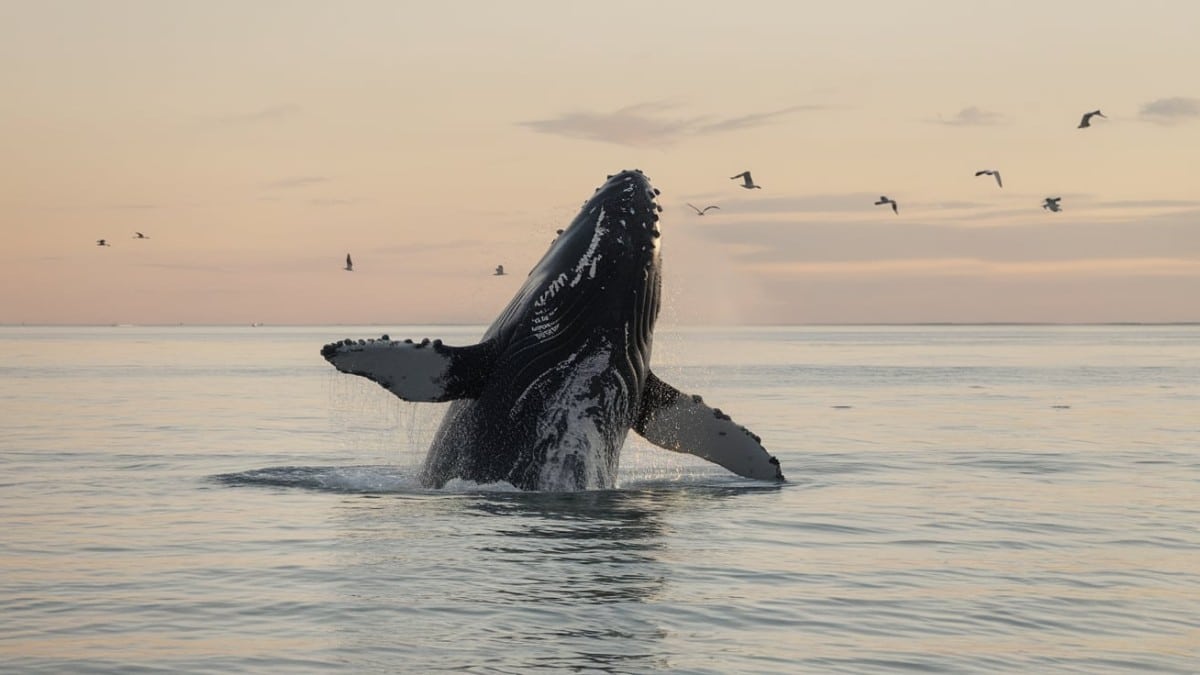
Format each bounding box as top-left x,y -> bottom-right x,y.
321,170 -> 784,491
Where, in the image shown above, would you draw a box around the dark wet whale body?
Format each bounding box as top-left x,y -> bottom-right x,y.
322,170 -> 784,491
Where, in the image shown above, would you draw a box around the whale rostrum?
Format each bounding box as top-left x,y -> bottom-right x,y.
322,170 -> 784,491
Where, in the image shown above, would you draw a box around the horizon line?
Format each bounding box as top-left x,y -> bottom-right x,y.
3,321 -> 1199,328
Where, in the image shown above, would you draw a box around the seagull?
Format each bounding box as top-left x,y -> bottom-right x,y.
133,232 -> 149,239
96,239 -> 110,247
494,265 -> 506,276
686,203 -> 721,216
874,196 -> 898,214
1078,110 -> 1106,128
1042,197 -> 1062,212
344,253 -> 353,272
975,169 -> 1003,188
730,171 -> 762,189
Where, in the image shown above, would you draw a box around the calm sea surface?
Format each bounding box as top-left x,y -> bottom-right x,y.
1,325 -> 1197,673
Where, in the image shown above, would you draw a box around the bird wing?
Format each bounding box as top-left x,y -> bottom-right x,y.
686,202 -> 701,214
729,172 -> 746,180
975,170 -> 987,176
703,205 -> 720,213
891,201 -> 898,214
994,171 -> 1002,187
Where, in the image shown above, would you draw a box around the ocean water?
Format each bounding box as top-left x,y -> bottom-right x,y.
1,324 -> 1197,674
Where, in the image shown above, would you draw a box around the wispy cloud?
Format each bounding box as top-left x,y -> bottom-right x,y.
746,257 -> 1200,280
697,193 -> 888,214
1139,97 -> 1200,125
262,176 -> 330,190
107,203 -> 161,210
678,193 -> 995,219
519,102 -> 826,147
691,216 -> 1200,265
929,106 -> 1006,127
1093,198 -> 1200,210
202,104 -> 302,129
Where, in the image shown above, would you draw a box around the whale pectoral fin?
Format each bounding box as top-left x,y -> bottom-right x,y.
321,337 -> 497,402
633,372 -> 784,482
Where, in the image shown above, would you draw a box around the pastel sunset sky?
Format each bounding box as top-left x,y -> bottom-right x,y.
3,1 -> 1199,325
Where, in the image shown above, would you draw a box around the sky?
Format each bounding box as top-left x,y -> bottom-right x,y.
3,0 -> 1199,325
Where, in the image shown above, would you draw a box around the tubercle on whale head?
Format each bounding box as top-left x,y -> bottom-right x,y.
576,169 -> 663,242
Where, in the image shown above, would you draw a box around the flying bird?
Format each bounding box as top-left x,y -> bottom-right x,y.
1042,197 -> 1062,212
975,169 -> 1003,188
686,203 -> 721,215
1078,110 -> 1106,128
874,196 -> 898,214
730,171 -> 762,189
133,232 -> 149,239
344,254 -> 353,272
494,265 -> 506,276
96,239 -> 110,247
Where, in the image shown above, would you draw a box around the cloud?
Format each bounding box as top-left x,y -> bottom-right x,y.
107,203 -> 161,210
929,106 -> 1006,127
1139,97 -> 1200,124
202,104 -> 302,129
690,216 -> 1200,265
262,176 -> 330,190
695,193 -> 888,214
745,257 -> 1200,280
1093,199 -> 1200,210
677,193 -> 995,219
519,102 -> 824,147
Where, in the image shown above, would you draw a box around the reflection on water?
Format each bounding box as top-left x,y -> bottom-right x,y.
471,490 -> 668,606
327,486 -> 781,673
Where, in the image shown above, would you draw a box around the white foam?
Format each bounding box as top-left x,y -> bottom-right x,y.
535,341 -> 625,490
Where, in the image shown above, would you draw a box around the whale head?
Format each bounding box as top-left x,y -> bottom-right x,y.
492,170 -> 664,354
555,169 -> 663,281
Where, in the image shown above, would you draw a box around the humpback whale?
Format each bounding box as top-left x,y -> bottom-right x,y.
321,170 -> 784,491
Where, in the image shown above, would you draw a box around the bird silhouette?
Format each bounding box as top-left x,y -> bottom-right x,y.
96,239 -> 110,247
133,232 -> 149,239
1078,110 -> 1106,128
344,254 -> 353,272
494,265 -> 506,276
1042,197 -> 1062,212
686,202 -> 721,215
730,171 -> 762,189
975,169 -> 1003,188
874,196 -> 899,214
